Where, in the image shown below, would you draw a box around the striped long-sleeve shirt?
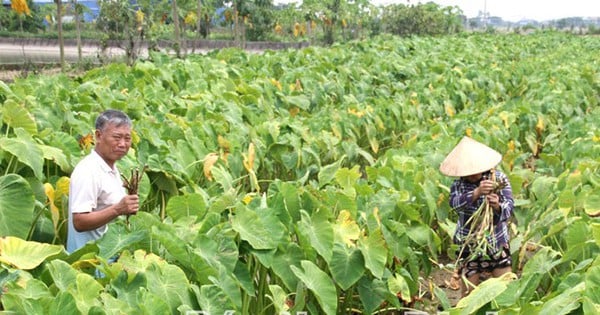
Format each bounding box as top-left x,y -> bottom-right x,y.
449,170 -> 514,254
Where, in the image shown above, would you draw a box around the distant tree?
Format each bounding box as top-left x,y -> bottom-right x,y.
245,0 -> 274,41
381,2 -> 463,36
6,0 -> 43,33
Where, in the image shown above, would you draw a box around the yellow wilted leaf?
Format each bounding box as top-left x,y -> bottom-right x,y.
436,192 -> 446,207
54,176 -> 70,212
78,133 -> 94,150
445,103 -> 455,117
242,194 -> 254,205
72,258 -> 100,270
217,135 -> 231,153
289,106 -> 299,117
466,128 -> 472,137
44,183 -> 60,228
373,207 -> 381,227
274,23 -> 282,35
452,66 -> 463,76
336,210 -> 360,247
499,112 -> 510,128
293,22 -> 300,37
243,143 -> 255,172
203,153 -> 220,181
311,20 -> 317,30
508,140 -> 515,152
535,116 -> 544,136
294,79 -> 303,91
347,108 -> 365,118
593,135 -> 600,143
270,78 -> 282,91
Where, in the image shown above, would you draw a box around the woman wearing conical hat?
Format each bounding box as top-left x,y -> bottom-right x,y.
440,136 -> 515,297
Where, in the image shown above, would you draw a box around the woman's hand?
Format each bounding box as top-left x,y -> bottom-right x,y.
487,193 -> 500,212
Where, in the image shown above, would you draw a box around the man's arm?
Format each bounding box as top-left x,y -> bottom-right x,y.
73,194 -> 139,232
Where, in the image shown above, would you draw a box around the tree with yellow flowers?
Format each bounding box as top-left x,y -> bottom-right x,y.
11,0 -> 31,32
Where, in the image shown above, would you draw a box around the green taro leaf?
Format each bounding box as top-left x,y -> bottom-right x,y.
47,260 -> 103,313
290,260 -> 337,315
1,279 -> 50,314
166,193 -> 207,222
122,251 -> 197,313
231,204 -> 277,250
318,156 -> 345,188
585,265 -> 600,304
538,282 -> 584,315
270,243 -> 304,291
268,284 -> 289,314
39,144 -> 71,173
357,228 -> 387,279
1,100 -> 38,135
197,284 -> 236,315
96,224 -> 147,259
329,243 -> 365,290
357,277 -> 399,313
0,137 -> 44,179
584,189 -> 600,217
388,273 -> 411,304
110,271 -> 147,307
0,236 -> 64,270
335,166 -> 361,198
455,273 -> 517,314
298,209 -> 334,263
0,174 -> 36,239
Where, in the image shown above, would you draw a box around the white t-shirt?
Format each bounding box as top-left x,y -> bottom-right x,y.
66,150 -> 125,253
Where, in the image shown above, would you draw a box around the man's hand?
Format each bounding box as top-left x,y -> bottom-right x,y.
115,194 -> 139,216
116,195 -> 140,215
73,194 -> 139,232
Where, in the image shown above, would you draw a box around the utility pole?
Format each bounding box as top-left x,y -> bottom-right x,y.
483,0 -> 488,28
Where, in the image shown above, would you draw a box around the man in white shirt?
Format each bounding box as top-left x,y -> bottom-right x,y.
66,109 -> 139,253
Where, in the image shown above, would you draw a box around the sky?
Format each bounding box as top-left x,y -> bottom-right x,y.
274,0 -> 600,22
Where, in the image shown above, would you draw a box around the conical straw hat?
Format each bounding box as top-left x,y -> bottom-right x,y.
439,136 -> 502,177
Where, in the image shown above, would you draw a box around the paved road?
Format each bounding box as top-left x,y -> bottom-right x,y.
0,42 -> 147,65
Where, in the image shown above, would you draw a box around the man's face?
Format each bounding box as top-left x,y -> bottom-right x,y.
95,123 -> 132,166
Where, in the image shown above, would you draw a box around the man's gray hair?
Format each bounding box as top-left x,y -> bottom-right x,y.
95,109 -> 132,131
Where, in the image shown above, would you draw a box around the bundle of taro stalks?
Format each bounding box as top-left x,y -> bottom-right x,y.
121,166 -> 147,229
449,169 -> 507,289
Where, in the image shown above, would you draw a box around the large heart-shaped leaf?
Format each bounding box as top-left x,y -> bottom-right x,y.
1,100 -> 38,136
0,236 -> 64,270
357,228 -> 387,279
166,193 -> 207,222
455,272 -> 517,314
584,189 -> 600,217
0,136 -> 44,179
231,204 -> 277,250
298,209 -> 333,263
329,243 -> 365,290
290,260 -> 337,315
96,224 -> 147,259
0,174 -> 35,239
